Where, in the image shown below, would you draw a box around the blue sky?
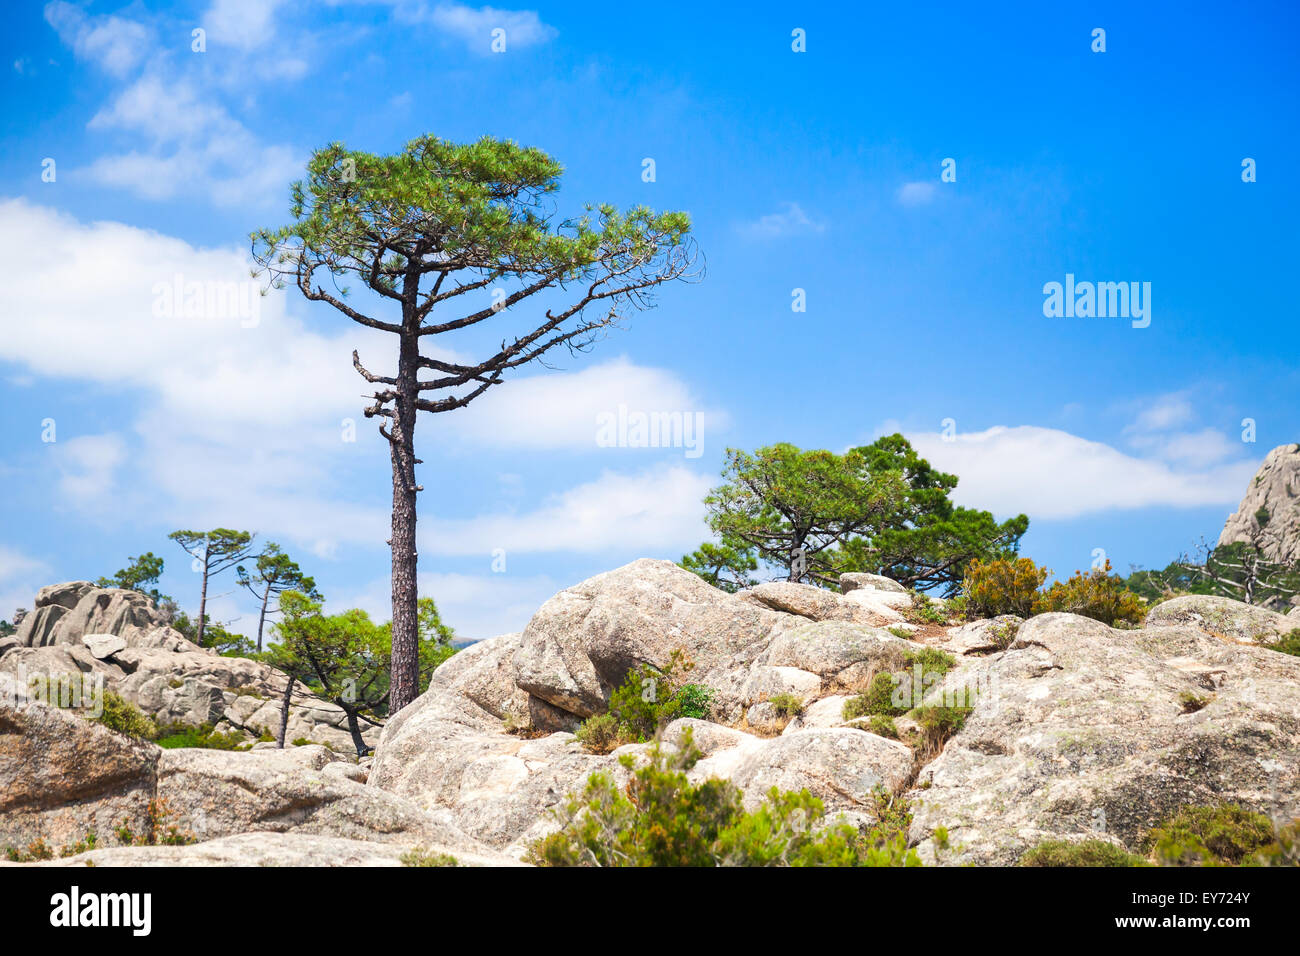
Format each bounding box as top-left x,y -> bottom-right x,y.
1,0 -> 1297,639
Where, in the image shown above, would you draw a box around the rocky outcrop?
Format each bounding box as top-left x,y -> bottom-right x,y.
0,674 -> 505,862
0,583 -> 379,753
8,558 -> 1300,867
906,613 -> 1300,864
1219,443 -> 1300,565
0,673 -> 158,848
1144,594 -> 1295,644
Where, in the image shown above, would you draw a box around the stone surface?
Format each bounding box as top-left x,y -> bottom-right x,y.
0,674 -> 158,849
82,633 -> 127,660
0,583 -> 381,753
907,612 -> 1300,864
839,572 -> 908,594
7,831 -> 520,867
1144,594 -> 1295,645
1219,442 -> 1300,565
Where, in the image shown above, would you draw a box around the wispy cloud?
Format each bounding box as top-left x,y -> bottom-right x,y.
897,181 -> 938,206
44,1 -> 154,77
902,424 -> 1256,520
737,202 -> 825,240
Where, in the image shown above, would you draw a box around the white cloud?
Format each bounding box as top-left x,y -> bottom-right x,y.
737,202 -> 824,240
441,357 -> 726,454
905,425 -> 1257,520
83,75 -> 303,207
419,464 -> 712,555
375,2 -> 557,49
0,202 -> 720,564
53,434 -> 128,511
201,0 -> 288,50
897,182 -> 938,206
44,1 -> 154,77
1121,391 -> 1238,468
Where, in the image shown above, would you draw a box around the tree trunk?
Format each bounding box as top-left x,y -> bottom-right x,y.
388,330 -> 421,712
276,675 -> 295,748
196,547 -> 210,648
343,706 -> 370,757
256,584 -> 270,653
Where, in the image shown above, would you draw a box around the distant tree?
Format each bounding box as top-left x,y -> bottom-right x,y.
263,591 -> 456,754
678,541 -> 758,594
236,543 -> 321,653
252,135 -> 697,711
167,529 -> 256,648
681,436 -> 1027,594
171,611 -> 255,657
0,620 -> 14,639
96,552 -> 167,602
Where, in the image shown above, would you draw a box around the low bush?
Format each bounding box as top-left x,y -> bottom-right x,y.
528,730 -> 922,867
573,713 -> 621,754
1265,629 -> 1300,657
909,702 -> 973,755
961,558 -> 1048,618
1142,804 -> 1277,866
1038,560 -> 1145,626
92,691 -> 158,741
154,722 -> 251,750
574,651 -> 715,752
1020,840 -> 1147,867
767,693 -> 804,718
867,715 -> 898,739
959,557 -> 1145,627
400,846 -> 460,867
115,798 -> 195,847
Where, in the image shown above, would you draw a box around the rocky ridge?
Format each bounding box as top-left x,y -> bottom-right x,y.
3,561 -> 1299,866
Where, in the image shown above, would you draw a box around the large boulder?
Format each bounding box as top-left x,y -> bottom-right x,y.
1144,594 -> 1295,645
907,612 -> 1300,864
0,674 -> 158,849
513,559 -> 791,722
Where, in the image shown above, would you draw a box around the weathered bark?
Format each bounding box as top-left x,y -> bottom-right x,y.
343,707 -> 370,757
388,329 -> 421,713
197,546 -> 210,648
276,675 -> 295,748
255,583 -> 270,653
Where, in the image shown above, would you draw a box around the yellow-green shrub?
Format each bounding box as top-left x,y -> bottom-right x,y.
960,558 -> 1048,618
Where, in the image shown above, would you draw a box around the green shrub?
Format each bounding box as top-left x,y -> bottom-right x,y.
867,715 -> 898,738
4,838 -> 54,862
573,713 -> 621,754
400,846 -> 460,867
1020,839 -> 1147,867
1143,804 -> 1277,866
767,693 -> 804,718
527,730 -> 921,867
92,691 -> 158,741
675,683 -> 715,720
961,558 -> 1048,618
1265,629 -> 1300,657
909,702 -> 973,754
154,722 -> 251,750
843,672 -> 905,720
985,619 -> 1020,650
1178,691 -> 1211,714
576,651 -> 715,751
1038,560 -> 1145,626
904,592 -> 948,625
